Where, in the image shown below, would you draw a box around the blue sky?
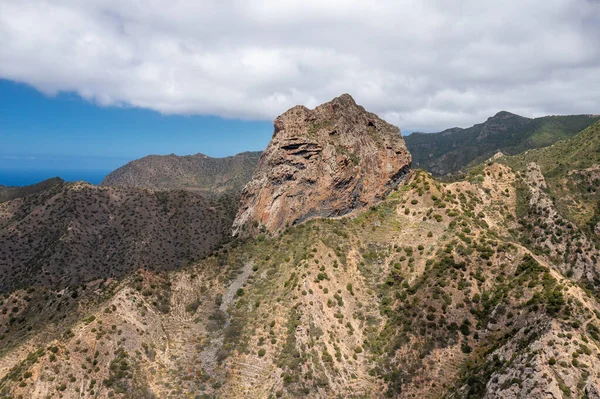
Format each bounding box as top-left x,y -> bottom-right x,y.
2,0 -> 599,186
0,79 -> 273,184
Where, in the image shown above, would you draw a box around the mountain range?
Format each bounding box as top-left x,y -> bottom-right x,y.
405,111 -> 600,176
0,96 -> 599,398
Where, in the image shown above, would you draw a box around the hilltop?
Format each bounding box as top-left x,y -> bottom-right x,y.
0,177 -> 64,203
405,112 -> 599,176
100,151 -> 262,195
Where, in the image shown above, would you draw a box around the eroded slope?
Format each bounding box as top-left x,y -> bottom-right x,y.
3,163 -> 600,398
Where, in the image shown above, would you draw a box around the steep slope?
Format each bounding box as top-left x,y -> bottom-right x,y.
405,112 -> 599,176
2,98 -> 600,399
2,164 -> 600,399
0,180 -> 234,292
500,119 -> 600,234
233,94 -> 411,236
100,151 -> 262,195
502,119 -> 600,175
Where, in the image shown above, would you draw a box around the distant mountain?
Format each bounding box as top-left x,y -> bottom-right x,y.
100,151 -> 262,195
0,180 -> 234,292
405,112 -> 600,175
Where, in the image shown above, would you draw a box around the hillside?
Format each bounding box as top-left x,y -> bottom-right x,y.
0,181 -> 234,292
0,177 -> 64,203
499,119 -> 600,242
405,112 -> 599,176
100,151 -> 262,195
2,165 -> 599,398
501,119 -> 600,175
1,97 -> 600,398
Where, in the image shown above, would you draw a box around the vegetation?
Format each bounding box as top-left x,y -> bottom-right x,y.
1,114 -> 600,398
406,112 -> 599,175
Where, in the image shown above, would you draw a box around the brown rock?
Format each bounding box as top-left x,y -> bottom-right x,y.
233,94 -> 411,236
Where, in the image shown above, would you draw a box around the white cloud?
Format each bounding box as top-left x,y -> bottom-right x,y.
1,0 -> 599,132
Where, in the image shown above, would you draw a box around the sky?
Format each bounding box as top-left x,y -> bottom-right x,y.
1,0 -> 600,184
0,79 -> 272,169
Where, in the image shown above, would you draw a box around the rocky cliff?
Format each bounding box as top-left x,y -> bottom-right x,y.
233,94 -> 411,236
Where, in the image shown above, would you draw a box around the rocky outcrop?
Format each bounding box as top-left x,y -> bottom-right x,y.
522,162 -> 600,282
233,94 -> 411,236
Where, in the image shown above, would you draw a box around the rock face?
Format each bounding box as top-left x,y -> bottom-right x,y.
233,94 -> 411,236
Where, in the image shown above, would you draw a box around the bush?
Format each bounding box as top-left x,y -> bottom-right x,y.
186,299 -> 201,313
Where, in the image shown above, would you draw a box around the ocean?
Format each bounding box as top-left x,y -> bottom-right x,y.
0,169 -> 110,187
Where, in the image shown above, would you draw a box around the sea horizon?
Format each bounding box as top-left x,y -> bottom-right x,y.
0,168 -> 111,187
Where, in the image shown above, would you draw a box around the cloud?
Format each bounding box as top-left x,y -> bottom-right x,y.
1,0 -> 599,132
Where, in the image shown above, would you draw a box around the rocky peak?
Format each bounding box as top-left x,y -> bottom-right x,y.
490,110 -> 521,119
477,111 -> 530,141
233,94 -> 411,236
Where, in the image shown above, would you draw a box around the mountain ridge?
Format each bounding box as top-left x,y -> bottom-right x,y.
0,97 -> 599,398
406,112 -> 599,175
0,180 -> 235,292
0,177 -> 64,203
100,150 -> 262,195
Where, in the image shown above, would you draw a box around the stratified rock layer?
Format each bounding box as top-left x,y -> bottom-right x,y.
233,94 -> 411,236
